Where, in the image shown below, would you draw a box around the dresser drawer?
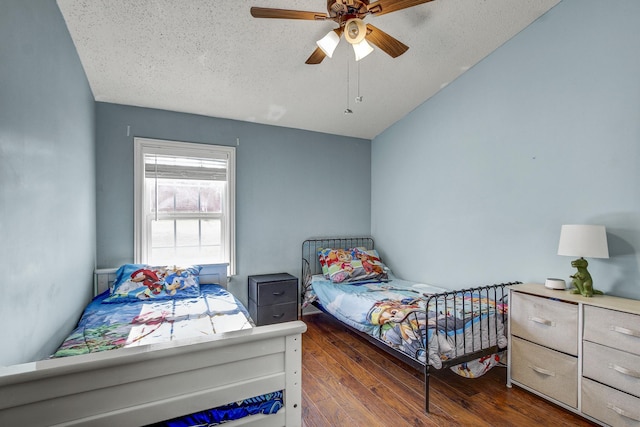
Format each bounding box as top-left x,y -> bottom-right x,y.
583,341 -> 640,398
249,274 -> 298,306
511,292 -> 578,355
584,305 -> 640,356
582,377 -> 640,426
250,301 -> 297,326
511,336 -> 578,408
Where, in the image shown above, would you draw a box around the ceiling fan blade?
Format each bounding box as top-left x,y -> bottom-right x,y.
250,7 -> 328,20
365,24 -> 409,58
367,0 -> 434,17
305,47 -> 327,64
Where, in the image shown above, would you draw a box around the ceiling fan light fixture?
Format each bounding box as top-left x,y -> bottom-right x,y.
344,18 -> 367,45
316,30 -> 340,58
352,38 -> 374,61
251,1 -> 433,65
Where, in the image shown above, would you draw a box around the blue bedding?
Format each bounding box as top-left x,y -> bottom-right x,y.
308,274 -> 508,371
149,392 -> 284,427
52,283 -> 285,425
53,284 -> 252,357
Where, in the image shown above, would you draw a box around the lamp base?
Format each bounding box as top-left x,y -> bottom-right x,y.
569,257 -> 603,297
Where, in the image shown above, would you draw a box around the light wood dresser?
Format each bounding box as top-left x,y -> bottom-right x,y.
507,283 -> 640,426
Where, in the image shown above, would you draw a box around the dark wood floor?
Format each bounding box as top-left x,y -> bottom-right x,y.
301,313 -> 597,427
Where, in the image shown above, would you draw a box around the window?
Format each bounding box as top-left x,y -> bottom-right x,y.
134,138 -> 235,274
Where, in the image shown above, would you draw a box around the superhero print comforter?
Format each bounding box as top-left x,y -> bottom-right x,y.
308,274 -> 508,377
52,284 -> 252,357
52,284 -> 284,425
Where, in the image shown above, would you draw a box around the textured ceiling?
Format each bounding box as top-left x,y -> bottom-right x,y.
56,0 -> 560,139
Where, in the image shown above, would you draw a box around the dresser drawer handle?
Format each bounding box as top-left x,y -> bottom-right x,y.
528,364 -> 555,377
607,403 -> 640,422
272,291 -> 285,296
610,363 -> 640,379
528,316 -> 554,327
611,325 -> 640,338
272,313 -> 285,319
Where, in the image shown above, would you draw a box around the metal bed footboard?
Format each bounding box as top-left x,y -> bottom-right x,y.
422,282 -> 518,411
301,237 -> 520,413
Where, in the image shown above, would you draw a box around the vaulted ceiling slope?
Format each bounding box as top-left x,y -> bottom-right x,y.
57,0 -> 560,139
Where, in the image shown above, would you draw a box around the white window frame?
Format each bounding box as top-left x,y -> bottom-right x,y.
133,137 -> 236,275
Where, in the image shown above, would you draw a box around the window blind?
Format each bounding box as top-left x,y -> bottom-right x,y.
144,155 -> 227,181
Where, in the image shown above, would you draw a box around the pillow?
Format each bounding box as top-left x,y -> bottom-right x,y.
103,264 -> 202,303
316,248 -> 332,278
318,246 -> 368,278
323,248 -> 388,284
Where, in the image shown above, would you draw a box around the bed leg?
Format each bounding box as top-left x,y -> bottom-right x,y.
424,364 -> 430,413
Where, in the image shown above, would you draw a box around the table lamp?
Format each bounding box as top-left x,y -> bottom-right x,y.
557,224 -> 609,297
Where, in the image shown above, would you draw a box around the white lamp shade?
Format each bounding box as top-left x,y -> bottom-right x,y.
352,39 -> 374,61
557,224 -> 609,259
316,30 -> 340,58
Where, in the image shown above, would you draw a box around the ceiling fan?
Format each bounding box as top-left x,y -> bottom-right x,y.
250,0 -> 435,64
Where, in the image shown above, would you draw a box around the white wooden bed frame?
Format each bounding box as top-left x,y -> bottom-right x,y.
0,264 -> 306,426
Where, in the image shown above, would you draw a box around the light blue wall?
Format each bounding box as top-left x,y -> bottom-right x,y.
372,0 -> 640,299
96,102 -> 371,304
0,1 -> 96,365
3,0 -> 637,368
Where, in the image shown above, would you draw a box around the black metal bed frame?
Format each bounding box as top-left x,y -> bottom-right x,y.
301,237 -> 520,413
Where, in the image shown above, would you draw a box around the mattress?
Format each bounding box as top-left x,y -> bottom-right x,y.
309,274 -> 508,372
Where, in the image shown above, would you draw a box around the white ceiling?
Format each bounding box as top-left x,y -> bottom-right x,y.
56,0 -> 560,140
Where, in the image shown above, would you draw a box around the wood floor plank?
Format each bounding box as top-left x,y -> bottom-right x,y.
306,329 -> 430,425
303,344 -> 383,426
304,314 -> 456,426
302,351 -> 358,426
301,313 -> 597,427
304,334 -> 402,425
305,312 -> 496,425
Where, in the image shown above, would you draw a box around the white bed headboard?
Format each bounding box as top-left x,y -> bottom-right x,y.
94,263 -> 229,296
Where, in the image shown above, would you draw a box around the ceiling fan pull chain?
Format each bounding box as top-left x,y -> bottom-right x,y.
344,57 -> 353,114
356,60 -> 363,103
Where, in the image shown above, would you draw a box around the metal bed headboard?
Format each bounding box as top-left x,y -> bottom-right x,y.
301,236 -> 374,284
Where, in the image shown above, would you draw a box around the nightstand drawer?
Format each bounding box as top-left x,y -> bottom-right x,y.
582,378 -> 640,426
248,273 -> 299,326
511,292 -> 578,355
249,274 -> 297,306
253,280 -> 297,305
583,341 -> 640,398
250,301 -> 297,326
584,305 -> 640,356
511,336 -> 578,408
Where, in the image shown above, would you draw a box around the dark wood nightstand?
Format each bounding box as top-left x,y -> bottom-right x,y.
248,273 -> 298,326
